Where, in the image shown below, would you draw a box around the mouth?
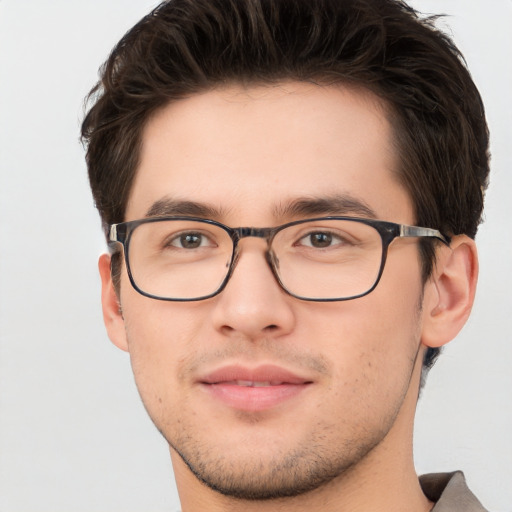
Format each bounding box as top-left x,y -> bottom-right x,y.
223,380 -> 290,387
198,365 -> 313,412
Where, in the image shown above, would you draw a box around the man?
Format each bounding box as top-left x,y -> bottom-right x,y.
81,0 -> 490,510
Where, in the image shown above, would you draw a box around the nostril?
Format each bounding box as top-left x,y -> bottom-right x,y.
220,325 -> 235,335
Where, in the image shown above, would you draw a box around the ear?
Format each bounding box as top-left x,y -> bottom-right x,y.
421,235 -> 478,348
98,253 -> 129,352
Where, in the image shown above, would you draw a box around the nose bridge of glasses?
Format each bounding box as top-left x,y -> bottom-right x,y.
235,226 -> 275,241
230,227 -> 278,277
231,226 -> 276,264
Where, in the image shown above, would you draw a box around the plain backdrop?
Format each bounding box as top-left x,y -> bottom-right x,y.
0,1 -> 511,511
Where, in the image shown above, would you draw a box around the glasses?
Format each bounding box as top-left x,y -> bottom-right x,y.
108,216 -> 450,302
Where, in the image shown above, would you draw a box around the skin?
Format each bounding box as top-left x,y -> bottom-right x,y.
99,82 -> 478,511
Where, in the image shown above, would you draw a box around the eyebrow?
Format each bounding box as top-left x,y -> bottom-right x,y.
145,194 -> 377,222
145,198 -> 226,218
273,195 -> 378,219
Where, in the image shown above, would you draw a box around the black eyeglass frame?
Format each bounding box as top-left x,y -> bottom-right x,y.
108,216 -> 450,302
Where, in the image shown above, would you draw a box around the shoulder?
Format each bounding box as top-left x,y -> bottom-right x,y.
420,471 -> 489,512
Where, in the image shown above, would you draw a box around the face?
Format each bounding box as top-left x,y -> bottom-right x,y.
105,83 -> 431,499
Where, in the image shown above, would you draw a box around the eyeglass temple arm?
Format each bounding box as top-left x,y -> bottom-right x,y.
399,225 -> 451,246
108,224 -> 118,242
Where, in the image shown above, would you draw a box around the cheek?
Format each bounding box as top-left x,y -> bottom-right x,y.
121,295 -> 211,416
321,303 -> 421,431
302,266 -> 423,394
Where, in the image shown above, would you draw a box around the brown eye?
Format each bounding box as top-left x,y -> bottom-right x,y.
166,232 -> 211,249
309,233 -> 333,248
179,233 -> 202,248
298,231 -> 342,249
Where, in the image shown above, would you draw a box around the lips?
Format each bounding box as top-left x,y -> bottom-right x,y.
201,364 -> 310,385
198,365 -> 312,412
225,380 -> 285,387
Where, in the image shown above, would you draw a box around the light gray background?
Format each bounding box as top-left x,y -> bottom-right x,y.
0,1 -> 510,511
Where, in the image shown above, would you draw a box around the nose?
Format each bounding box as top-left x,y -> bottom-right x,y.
211,240 -> 296,340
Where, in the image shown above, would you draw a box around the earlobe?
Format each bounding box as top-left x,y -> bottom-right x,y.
421,235 -> 478,348
98,253 -> 129,352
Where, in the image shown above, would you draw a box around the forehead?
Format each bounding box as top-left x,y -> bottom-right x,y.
127,82 -> 413,224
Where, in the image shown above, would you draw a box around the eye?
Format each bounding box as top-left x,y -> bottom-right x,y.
298,231 -> 345,249
167,231 -> 214,249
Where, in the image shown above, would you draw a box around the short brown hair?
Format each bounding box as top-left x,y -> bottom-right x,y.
81,0 -> 490,369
